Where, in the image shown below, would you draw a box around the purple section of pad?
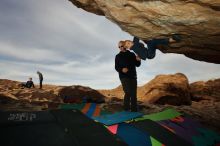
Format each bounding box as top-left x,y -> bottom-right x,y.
158,116 -> 201,144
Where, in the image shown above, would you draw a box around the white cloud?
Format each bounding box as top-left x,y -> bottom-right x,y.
137,51 -> 220,85
0,59 -> 120,89
0,42 -> 67,62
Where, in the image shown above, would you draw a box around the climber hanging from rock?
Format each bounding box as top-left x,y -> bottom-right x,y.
123,35 -> 182,60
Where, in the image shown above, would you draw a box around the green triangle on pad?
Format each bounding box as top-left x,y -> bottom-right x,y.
135,108 -> 182,122
150,137 -> 163,146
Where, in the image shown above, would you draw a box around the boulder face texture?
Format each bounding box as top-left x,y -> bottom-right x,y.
190,79 -> 220,101
139,73 -> 191,105
69,0 -> 220,63
99,85 -> 124,100
58,85 -> 105,103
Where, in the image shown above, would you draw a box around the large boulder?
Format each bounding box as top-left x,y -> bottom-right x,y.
99,85 -> 124,101
139,73 -> 191,105
58,85 -> 105,103
99,73 -> 192,105
69,0 -> 220,63
190,79 -> 220,101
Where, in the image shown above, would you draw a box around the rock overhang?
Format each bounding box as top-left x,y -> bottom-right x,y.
69,0 -> 220,63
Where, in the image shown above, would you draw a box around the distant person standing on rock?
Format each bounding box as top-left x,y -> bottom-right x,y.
37,71 -> 43,89
115,41 -> 141,112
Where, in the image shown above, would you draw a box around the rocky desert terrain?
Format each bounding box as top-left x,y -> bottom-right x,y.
0,73 -> 220,133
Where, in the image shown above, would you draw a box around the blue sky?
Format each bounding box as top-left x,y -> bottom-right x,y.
0,0 -> 219,89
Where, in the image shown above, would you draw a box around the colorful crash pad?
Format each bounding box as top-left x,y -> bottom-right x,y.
150,137 -> 164,146
135,108 -> 182,122
158,116 -> 220,146
117,123 -> 152,146
108,124 -> 119,134
0,109 -> 127,146
93,111 -> 143,126
81,103 -> 100,117
132,119 -> 193,146
59,103 -> 85,110
192,128 -> 220,146
107,123 -> 164,146
59,103 -> 101,117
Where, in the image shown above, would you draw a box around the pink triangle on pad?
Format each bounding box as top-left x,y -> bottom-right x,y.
107,124 -> 118,134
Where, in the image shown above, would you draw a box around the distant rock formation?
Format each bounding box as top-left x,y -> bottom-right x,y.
69,0 -> 220,63
100,73 -> 192,105
0,79 -> 105,110
139,73 -> 191,105
99,85 -> 124,101
190,79 -> 220,101
2,74 -> 219,107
